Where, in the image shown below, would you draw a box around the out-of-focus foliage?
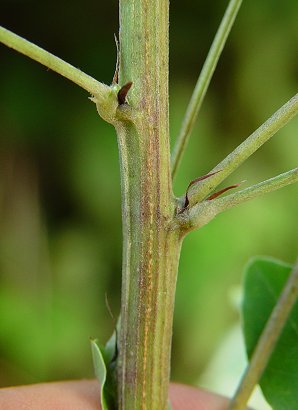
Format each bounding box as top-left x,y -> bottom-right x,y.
0,0 -> 297,387
91,332 -> 118,410
243,258 -> 298,410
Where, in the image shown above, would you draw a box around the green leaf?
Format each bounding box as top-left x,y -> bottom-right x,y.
90,339 -> 109,410
242,257 -> 298,410
91,330 -> 118,410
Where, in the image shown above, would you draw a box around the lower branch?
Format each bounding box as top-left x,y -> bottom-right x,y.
206,167 -> 298,214
175,168 -> 298,233
229,259 -> 298,410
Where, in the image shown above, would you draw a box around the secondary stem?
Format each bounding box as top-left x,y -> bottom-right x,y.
171,0 -> 243,180
187,93 -> 298,206
213,167 -> 298,211
0,25 -> 109,96
175,168 -> 298,233
229,259 -> 298,410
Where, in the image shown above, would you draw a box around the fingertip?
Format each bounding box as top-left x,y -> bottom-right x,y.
169,383 -> 228,410
0,380 -> 101,410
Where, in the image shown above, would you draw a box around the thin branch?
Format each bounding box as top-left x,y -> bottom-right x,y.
176,168 -> 298,232
171,0 -> 243,180
0,26 -> 110,98
229,258 -> 298,410
186,93 -> 298,206
208,167 -> 298,213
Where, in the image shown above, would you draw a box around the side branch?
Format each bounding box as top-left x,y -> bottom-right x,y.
186,93 -> 298,207
176,168 -> 298,233
171,0 -> 243,180
209,167 -> 298,214
229,258 -> 298,410
0,26 -> 110,97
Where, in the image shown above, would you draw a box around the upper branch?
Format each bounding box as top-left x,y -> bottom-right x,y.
171,0 -> 243,180
0,26 -> 110,99
186,93 -> 298,207
176,168 -> 298,233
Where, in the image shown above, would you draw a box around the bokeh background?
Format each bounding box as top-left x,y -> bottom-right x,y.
0,0 -> 297,396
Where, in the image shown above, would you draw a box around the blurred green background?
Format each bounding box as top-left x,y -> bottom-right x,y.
0,0 -> 297,390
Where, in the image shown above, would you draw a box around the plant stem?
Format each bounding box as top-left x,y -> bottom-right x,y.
0,25 -> 109,97
0,19 -> 179,410
2,8 -> 297,410
117,1 -> 180,409
177,167 -> 298,232
186,93 -> 298,207
171,0 -> 243,180
229,259 -> 298,410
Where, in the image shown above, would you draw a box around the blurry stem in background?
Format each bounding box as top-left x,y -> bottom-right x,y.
176,168 -> 298,233
171,0 -> 243,180
228,259 -> 298,410
186,93 -> 298,207
0,26 -> 110,98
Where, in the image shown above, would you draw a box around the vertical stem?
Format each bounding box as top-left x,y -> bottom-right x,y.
117,1 -> 180,409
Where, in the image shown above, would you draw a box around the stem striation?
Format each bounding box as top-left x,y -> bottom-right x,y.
116,1 -> 180,409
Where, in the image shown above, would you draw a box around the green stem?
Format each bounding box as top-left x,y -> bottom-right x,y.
213,167 -> 298,211
171,0 -> 243,180
229,259 -> 298,410
117,1 -> 180,409
0,25 -> 109,97
186,93 -> 298,207
175,168 -> 298,233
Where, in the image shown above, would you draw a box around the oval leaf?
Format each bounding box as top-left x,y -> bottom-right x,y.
242,257 -> 297,410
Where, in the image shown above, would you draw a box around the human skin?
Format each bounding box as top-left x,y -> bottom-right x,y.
0,380 -> 228,410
